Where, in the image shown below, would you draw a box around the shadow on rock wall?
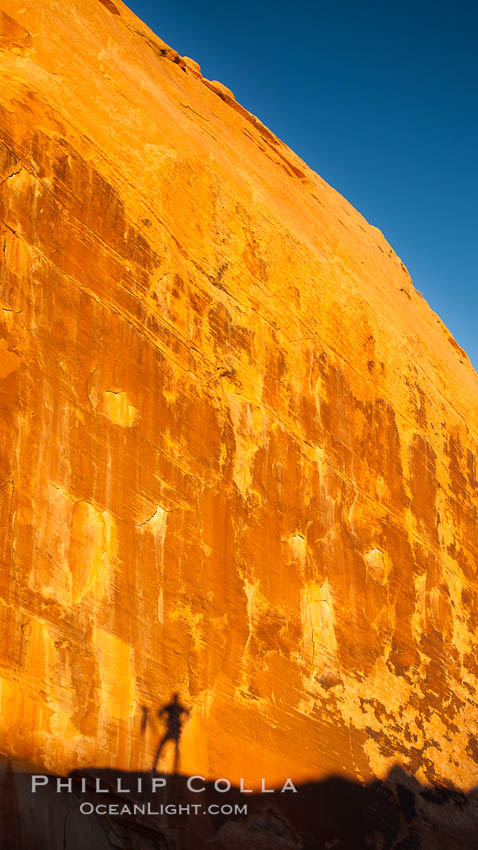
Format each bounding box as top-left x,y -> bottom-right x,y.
1,759 -> 477,850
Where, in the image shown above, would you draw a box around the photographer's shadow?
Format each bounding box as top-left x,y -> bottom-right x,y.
141,693 -> 190,774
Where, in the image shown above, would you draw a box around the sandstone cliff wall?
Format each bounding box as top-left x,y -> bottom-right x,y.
1,0 -> 477,792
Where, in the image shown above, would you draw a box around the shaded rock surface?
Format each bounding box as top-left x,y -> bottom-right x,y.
1,2 -> 478,843
1,761 -> 478,850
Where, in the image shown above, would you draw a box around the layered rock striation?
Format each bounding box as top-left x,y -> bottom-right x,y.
1,0 -> 478,809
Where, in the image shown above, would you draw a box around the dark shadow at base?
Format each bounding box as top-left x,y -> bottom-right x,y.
1,758 -> 477,850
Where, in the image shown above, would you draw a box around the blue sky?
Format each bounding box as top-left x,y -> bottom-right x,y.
128,0 -> 477,370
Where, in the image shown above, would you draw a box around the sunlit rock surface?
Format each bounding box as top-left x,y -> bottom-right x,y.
1,0 -> 478,830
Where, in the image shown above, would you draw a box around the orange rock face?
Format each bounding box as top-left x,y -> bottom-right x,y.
1,0 -> 478,801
